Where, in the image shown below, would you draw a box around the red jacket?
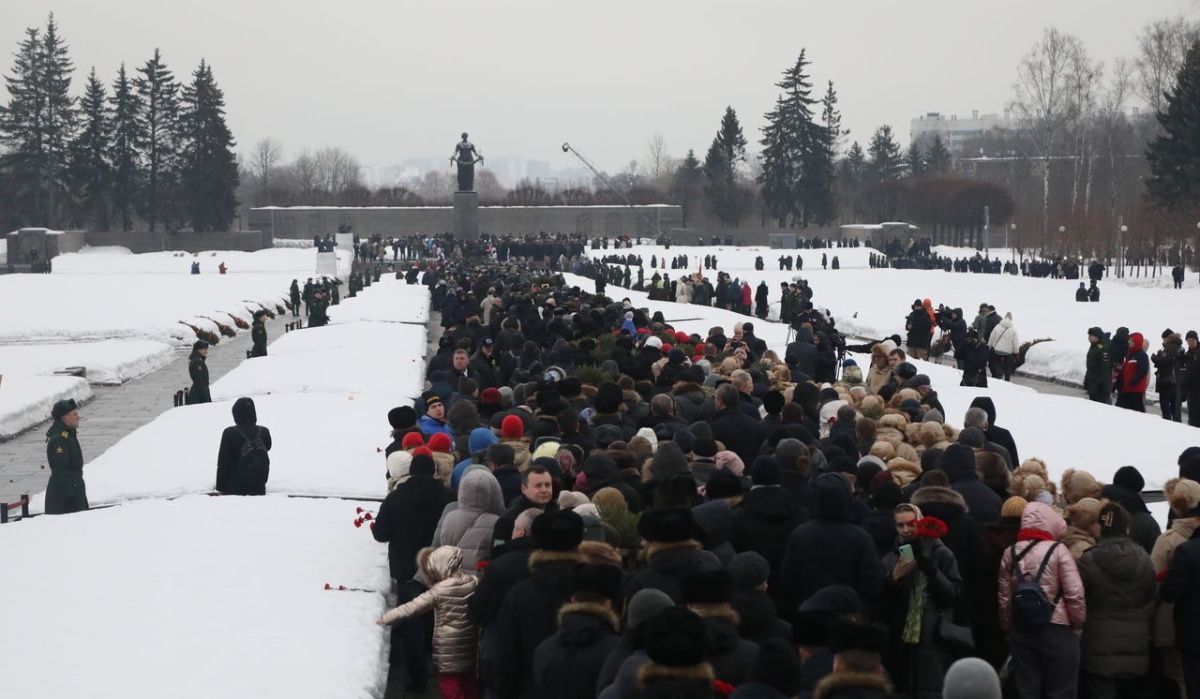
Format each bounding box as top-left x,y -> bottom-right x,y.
1120,332 -> 1150,394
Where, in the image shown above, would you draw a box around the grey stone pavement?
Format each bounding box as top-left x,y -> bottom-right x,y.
0,310 -> 295,505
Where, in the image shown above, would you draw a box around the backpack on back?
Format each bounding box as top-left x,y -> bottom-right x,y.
1009,541 -> 1062,628
237,426 -> 270,489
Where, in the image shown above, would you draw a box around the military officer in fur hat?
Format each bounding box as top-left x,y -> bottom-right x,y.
45,399 -> 87,514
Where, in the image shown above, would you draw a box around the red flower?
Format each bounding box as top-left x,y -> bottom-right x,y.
363,513 -> 373,521
324,583 -> 332,590
712,679 -> 735,696
353,519 -> 363,528
369,521 -> 376,531
913,516 -> 949,540
476,560 -> 491,571
338,585 -> 346,591
355,507 -> 364,514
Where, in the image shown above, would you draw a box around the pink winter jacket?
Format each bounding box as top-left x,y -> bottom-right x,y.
997,501 -> 1087,632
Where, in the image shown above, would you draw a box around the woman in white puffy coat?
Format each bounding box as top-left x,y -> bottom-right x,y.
988,312 -> 1020,381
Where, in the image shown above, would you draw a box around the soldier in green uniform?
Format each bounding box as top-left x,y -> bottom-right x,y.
1085,326 -> 1112,403
309,287 -> 330,327
250,310 -> 268,357
186,340 -> 212,404
45,398 -> 87,514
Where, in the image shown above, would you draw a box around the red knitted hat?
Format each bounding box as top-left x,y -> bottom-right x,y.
480,387 -> 502,404
501,414 -> 525,440
427,432 -> 453,453
401,432 -> 425,449
411,446 -> 433,457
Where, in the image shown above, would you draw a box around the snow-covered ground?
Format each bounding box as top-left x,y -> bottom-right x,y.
0,339 -> 175,385
329,280 -> 432,325
212,350 -> 424,401
52,246 -> 347,276
28,393 -> 399,509
268,320 -> 427,360
584,245 -> 1200,387
565,264 -> 1199,491
0,495 -> 390,698
0,373 -> 92,440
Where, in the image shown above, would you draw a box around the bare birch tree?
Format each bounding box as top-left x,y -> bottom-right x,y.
1136,16 -> 1200,116
250,138 -> 282,201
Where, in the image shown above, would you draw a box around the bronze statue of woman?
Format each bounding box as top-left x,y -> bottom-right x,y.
450,133 -> 484,192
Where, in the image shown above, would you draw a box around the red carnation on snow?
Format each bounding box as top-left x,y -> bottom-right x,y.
356,507 -> 364,514
324,583 -> 332,590
354,518 -> 363,528
914,516 -> 949,540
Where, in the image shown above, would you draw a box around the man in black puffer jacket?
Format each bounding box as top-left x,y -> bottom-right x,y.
533,564 -> 623,699
372,454 -> 454,583
779,473 -> 885,612
968,396 -> 1020,468
940,442 -> 1001,525
732,456 -> 809,595
494,511 -> 586,699
624,507 -> 722,605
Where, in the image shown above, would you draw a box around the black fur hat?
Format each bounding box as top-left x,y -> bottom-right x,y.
643,608 -> 707,667
681,569 -> 733,606
532,510 -> 585,552
637,506 -> 704,543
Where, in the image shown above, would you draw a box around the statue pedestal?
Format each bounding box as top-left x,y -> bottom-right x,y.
453,191 -> 480,240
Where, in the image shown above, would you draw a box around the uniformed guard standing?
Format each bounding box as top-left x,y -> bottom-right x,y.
250,310 -> 268,357
186,340 -> 212,404
309,288 -> 330,327
45,398 -> 87,514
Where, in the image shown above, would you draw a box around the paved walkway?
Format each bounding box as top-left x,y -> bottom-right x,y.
0,311 -> 295,504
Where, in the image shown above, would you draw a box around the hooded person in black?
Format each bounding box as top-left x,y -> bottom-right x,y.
939,443 -> 1001,525
215,397 -> 272,495
732,455 -> 810,594
533,564 -> 624,699
625,506 -> 722,605
779,473 -> 885,613
968,396 -> 1019,468
1100,466 -> 1162,554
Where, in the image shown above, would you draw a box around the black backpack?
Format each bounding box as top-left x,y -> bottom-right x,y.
237,426 -> 270,489
1009,541 -> 1062,628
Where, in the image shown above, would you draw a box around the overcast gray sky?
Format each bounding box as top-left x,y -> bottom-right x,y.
2,0 -> 1196,176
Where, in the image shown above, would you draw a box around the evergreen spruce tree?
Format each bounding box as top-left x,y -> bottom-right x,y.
758,95 -> 795,227
178,60 -> 238,231
867,125 -> 904,181
0,14 -> 77,226
1147,41 -> 1200,213
703,106 -> 749,226
809,79 -> 841,225
109,63 -> 144,231
670,148 -> 704,228
905,141 -> 924,176
837,142 -> 867,220
925,133 -> 951,173
135,48 -> 179,231
67,68 -> 112,229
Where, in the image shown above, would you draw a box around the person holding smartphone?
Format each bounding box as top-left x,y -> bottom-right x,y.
881,503 -> 964,698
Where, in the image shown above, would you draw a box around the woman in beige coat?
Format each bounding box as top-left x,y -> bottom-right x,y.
378,545 -> 480,699
1152,478 -> 1200,697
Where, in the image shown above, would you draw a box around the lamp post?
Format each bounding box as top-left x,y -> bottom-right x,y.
1058,225 -> 1066,262
1008,223 -> 1015,262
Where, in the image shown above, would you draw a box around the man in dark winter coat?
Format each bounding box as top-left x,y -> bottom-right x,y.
779,473 -> 885,610
625,506 -> 722,605
186,340 -> 211,404
215,397 -> 272,495
681,569 -> 760,685
372,454 -> 454,583
967,396 -> 1019,468
939,442 -> 1000,524
786,326 -> 819,380
469,337 -> 501,389
732,456 -> 810,594
533,564 -> 623,699
494,510 -> 586,699
1185,330 -> 1200,427
813,620 -> 894,699
905,300 -> 933,360
729,551 -> 794,645
710,384 -> 765,465
250,310 -> 268,357
44,399 -> 87,514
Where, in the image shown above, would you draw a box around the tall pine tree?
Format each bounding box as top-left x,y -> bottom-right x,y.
1147,41 -> 1200,213
809,79 -> 841,225
135,48 -> 179,231
703,106 -> 750,226
109,63 -> 144,231
905,141 -> 924,176
178,60 -> 238,231
671,149 -> 704,228
867,125 -> 904,181
67,68 -> 112,229
925,133 -> 951,173
0,15 -> 77,226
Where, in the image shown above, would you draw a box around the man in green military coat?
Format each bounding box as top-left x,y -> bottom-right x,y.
1085,326 -> 1112,403
186,340 -> 212,404
45,398 -> 87,514
309,287 -> 330,327
250,310 -> 268,357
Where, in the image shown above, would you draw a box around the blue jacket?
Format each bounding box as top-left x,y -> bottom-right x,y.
418,414 -> 453,439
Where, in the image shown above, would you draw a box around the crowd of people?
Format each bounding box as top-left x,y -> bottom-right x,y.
360,250 -> 1200,699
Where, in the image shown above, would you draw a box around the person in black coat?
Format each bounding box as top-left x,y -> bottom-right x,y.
731,456 -> 809,593
968,396 -> 1019,468
939,442 -> 1001,525
785,326 -> 819,380
533,564 -> 623,699
958,330 -> 991,387
729,551 -> 794,645
710,384 -> 764,465
250,310 -> 268,357
681,570 -> 760,686
905,300 -> 934,358
215,397 -> 271,495
372,455 -> 454,582
1159,518 -> 1200,697
779,473 -> 885,612
186,340 -> 211,404
494,511 -> 586,699
625,507 -> 722,605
